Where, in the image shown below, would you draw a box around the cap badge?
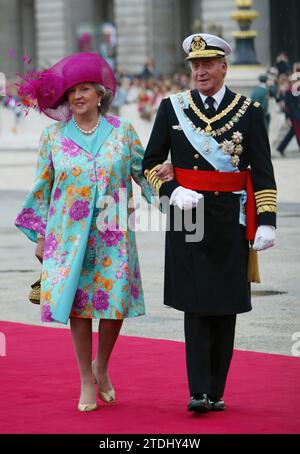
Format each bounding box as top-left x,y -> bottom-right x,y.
190,36 -> 206,52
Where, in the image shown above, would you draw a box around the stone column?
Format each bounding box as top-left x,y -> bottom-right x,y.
201,0 -> 235,56
115,0 -> 182,75
114,0 -> 149,74
20,0 -> 37,70
0,0 -> 23,78
34,0 -> 69,68
150,0 -> 180,74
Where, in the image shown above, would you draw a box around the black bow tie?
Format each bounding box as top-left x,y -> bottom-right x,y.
205,96 -> 216,117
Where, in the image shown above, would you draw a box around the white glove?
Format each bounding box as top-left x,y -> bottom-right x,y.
170,186 -> 203,210
253,225 -> 276,251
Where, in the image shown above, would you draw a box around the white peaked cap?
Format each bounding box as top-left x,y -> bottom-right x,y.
182,33 -> 232,60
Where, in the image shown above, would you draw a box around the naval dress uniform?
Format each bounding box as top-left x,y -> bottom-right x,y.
142,34 -> 277,410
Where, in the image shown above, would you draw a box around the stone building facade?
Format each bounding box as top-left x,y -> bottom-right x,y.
0,0 -> 299,79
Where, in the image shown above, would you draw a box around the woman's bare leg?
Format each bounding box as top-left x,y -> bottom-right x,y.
70,317 -> 96,405
94,319 -> 123,392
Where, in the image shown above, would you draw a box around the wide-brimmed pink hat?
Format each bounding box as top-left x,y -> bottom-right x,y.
17,53 -> 116,121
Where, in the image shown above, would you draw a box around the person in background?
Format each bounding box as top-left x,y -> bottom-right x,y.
78,32 -> 93,53
99,23 -> 117,70
251,74 -> 270,132
141,58 -> 159,80
111,79 -> 127,115
275,51 -> 291,76
277,75 -> 300,156
2,81 -> 24,133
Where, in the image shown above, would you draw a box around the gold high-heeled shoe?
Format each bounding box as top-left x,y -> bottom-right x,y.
92,360 -> 116,403
99,389 -> 115,403
78,402 -> 97,412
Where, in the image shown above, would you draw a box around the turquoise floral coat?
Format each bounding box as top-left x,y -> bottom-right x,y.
15,115 -> 153,325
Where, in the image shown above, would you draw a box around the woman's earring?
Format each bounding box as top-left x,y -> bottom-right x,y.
98,101 -> 101,107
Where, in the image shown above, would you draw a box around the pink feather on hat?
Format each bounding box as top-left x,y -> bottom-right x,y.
16,69 -> 44,109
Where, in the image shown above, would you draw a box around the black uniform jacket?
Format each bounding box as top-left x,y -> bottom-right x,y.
142,87 -> 277,315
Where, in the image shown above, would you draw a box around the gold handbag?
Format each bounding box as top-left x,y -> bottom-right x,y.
28,275 -> 41,304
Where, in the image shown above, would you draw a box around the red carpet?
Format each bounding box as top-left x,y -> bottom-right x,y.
0,321 -> 299,434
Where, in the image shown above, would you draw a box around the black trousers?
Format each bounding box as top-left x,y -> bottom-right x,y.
184,313 -> 237,398
277,125 -> 300,153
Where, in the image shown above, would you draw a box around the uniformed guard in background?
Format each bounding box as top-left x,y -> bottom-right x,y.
142,33 -> 277,413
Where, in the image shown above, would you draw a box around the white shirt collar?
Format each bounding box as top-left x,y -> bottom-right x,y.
199,84 -> 226,110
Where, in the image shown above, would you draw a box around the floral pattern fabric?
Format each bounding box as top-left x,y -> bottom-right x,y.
15,116 -> 153,324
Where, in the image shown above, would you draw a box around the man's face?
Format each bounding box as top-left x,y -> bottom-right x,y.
190,58 -> 227,96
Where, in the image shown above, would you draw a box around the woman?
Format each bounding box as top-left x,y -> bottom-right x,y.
15,53 -> 173,411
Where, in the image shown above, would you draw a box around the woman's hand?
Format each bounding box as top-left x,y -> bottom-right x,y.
35,238 -> 45,263
155,163 -> 174,182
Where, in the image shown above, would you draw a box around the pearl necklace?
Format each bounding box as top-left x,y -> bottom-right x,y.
72,115 -> 101,135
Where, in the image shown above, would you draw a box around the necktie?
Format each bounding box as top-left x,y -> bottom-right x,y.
205,96 -> 216,117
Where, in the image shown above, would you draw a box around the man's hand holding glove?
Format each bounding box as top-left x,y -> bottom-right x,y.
253,225 -> 276,251
170,186 -> 203,210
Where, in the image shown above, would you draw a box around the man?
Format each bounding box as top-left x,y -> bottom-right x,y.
277,77 -> 300,156
142,34 -> 277,413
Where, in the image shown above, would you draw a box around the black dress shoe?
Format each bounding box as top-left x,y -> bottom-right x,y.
208,396 -> 226,411
187,393 -> 211,413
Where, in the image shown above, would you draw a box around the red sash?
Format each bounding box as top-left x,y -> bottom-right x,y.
174,167 -> 258,241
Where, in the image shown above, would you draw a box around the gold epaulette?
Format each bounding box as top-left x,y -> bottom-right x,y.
254,189 -> 277,215
144,165 -> 165,192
